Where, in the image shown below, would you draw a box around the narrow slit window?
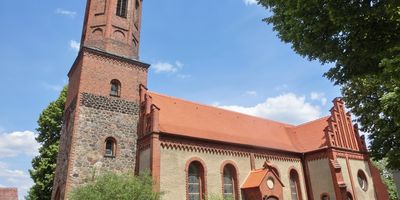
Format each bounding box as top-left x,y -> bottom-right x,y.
116,0 -> 128,18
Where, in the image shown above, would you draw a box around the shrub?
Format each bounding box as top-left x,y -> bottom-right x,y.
69,172 -> 160,200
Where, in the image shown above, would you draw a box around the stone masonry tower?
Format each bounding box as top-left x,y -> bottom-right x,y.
51,0 -> 148,199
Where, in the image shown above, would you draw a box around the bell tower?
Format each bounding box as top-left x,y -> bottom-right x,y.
81,0 -> 143,59
51,0 -> 148,199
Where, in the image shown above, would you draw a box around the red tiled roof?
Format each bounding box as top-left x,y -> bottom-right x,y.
148,91 -> 330,153
291,116 -> 330,152
0,188 -> 18,200
241,170 -> 267,188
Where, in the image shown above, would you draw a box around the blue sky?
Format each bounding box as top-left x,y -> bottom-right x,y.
0,0 -> 341,199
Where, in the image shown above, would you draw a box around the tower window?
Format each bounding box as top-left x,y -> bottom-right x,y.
110,79 -> 121,97
135,0 -> 140,9
116,0 -> 128,18
105,137 -> 116,157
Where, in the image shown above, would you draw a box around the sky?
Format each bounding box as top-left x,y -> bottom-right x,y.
0,0 -> 341,199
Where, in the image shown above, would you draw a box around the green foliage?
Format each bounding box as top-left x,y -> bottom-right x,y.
206,193 -> 234,200
27,87 -> 67,200
258,0 -> 400,169
69,172 -> 161,200
373,159 -> 398,200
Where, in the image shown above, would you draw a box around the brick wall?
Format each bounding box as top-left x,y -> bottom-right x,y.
0,188 -> 18,200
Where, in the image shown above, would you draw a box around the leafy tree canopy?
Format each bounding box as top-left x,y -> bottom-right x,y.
373,159 -> 398,200
69,172 -> 161,200
258,0 -> 400,169
27,87 -> 67,200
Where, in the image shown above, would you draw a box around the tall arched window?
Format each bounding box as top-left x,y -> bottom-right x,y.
110,79 -> 121,97
289,169 -> 302,200
222,164 -> 238,200
188,161 -> 205,200
105,137 -> 116,157
116,0 -> 128,18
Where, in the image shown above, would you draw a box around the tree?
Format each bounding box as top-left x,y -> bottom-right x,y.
258,0 -> 400,169
68,172 -> 161,200
27,87 -> 67,200
373,159 -> 398,200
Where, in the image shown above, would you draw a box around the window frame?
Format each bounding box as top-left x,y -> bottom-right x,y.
104,137 -> 117,157
186,158 -> 207,200
289,168 -> 303,200
110,79 -> 121,97
221,163 -> 238,200
357,170 -> 368,191
116,0 -> 128,18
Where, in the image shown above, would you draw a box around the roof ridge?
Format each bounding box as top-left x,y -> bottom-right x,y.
293,115 -> 330,128
148,91 -> 295,127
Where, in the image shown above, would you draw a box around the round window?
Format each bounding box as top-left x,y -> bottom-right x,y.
266,177 -> 275,189
357,170 -> 368,191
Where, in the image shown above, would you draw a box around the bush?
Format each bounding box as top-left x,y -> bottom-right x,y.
206,193 -> 233,200
69,172 -> 160,200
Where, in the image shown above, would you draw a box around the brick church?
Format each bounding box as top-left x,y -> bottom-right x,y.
51,0 -> 390,199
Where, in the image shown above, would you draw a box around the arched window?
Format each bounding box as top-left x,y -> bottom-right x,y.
222,164 -> 238,200
105,137 -> 116,157
357,170 -> 368,191
321,193 -> 330,200
110,79 -> 121,97
116,0 -> 128,18
188,161 -> 205,200
289,169 -> 302,200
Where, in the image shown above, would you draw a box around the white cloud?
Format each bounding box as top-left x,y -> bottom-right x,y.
243,0 -> 258,5
0,162 -> 33,200
152,62 -> 178,73
310,92 -> 328,106
175,61 -> 184,69
151,61 -> 192,80
69,40 -> 80,52
55,8 -> 77,17
0,131 -> 39,158
217,93 -> 321,125
244,90 -> 258,97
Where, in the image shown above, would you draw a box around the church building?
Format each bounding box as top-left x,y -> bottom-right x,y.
51,0 -> 390,199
